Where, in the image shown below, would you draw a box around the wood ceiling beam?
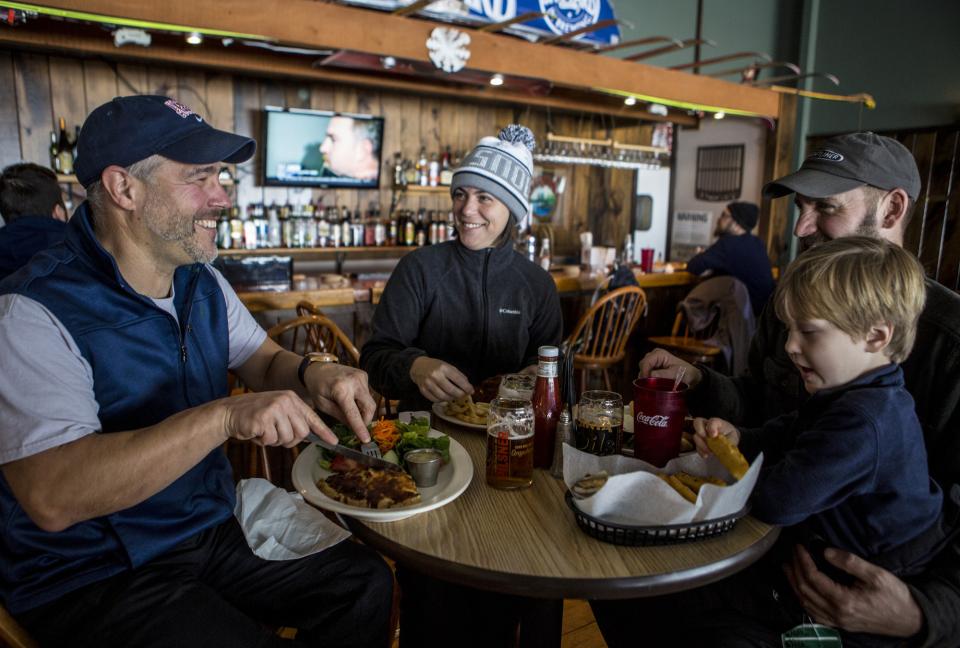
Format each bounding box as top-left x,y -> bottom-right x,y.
30,0 -> 782,118
0,29 -> 698,125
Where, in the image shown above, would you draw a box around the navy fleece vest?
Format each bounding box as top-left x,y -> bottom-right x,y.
0,203 -> 233,613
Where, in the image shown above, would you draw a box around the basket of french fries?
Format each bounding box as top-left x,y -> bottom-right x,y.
562,440 -> 763,546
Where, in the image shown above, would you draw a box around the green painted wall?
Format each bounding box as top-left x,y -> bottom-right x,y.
807,0 -> 960,134
609,0 -> 958,133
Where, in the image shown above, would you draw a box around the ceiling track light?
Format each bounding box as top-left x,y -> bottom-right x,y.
489,73 -> 504,86
185,31 -> 203,45
623,96 -> 637,106
713,111 -> 726,119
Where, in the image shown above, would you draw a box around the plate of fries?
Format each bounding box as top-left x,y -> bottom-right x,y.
433,396 -> 490,430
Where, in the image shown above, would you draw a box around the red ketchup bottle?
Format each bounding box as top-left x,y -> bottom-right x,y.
532,345 -> 563,469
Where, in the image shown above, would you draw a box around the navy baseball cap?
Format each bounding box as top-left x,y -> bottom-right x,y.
75,95 -> 256,188
763,132 -> 921,202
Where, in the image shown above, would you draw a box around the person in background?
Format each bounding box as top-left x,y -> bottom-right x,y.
361,125 -> 564,647
0,95 -> 392,648
0,162 -> 69,280
686,236 -> 945,646
686,201 -> 774,316
620,132 -> 960,646
319,115 -> 381,181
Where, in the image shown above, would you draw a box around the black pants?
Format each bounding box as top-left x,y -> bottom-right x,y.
17,518 -> 394,648
396,567 -> 562,648
589,554 -> 905,648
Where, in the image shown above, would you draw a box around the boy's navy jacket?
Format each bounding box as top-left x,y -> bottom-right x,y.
739,363 -> 943,574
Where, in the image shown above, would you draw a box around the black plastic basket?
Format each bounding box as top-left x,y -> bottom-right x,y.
565,491 -> 749,546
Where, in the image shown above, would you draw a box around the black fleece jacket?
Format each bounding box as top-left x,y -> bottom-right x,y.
360,239 -> 563,411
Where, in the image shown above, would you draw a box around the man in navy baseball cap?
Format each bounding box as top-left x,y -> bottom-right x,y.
0,96 -> 391,646
75,95 -> 255,188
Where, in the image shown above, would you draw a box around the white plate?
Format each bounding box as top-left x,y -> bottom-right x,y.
432,401 -> 487,431
292,431 -> 474,522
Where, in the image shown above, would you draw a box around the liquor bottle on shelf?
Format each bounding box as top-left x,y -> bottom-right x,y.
72,126 -> 80,166
216,208 -> 232,249
532,346 -> 563,469
329,206 -> 342,248
440,145 -> 454,186
387,211 -> 398,246
243,204 -> 258,250
428,210 -> 439,245
336,207 -> 349,248
404,157 -> 417,186
415,208 -> 427,247
56,117 -> 74,175
229,207 -> 244,249
393,151 -> 405,188
417,147 -> 428,186
428,152 -> 440,187
403,209 -> 416,247
280,204 -> 294,248
316,205 -> 331,248
253,203 -> 268,249
351,207 -> 365,247
363,206 -> 377,247
303,204 -> 318,248
49,131 -> 61,173
266,204 -> 281,248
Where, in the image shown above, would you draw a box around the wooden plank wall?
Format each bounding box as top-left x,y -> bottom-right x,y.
0,48 -> 651,257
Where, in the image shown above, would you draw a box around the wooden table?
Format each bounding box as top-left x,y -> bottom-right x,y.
344,420 -> 779,602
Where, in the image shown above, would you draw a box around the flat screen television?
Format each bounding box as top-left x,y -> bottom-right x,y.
262,106 -> 384,189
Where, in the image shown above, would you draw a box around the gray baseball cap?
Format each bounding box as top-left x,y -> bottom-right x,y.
763,132 -> 921,202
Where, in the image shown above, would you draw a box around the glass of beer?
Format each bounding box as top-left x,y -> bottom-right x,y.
486,397 -> 534,489
632,377 -> 687,466
574,391 -> 623,456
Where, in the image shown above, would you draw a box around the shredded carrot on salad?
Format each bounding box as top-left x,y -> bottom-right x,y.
371,417 -> 401,453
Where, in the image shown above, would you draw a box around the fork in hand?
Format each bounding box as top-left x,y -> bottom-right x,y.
360,439 -> 382,459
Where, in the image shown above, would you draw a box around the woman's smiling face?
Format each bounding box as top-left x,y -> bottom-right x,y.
452,186 -> 511,250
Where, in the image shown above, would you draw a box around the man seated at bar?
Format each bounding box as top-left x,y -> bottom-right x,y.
0,96 -> 392,648
0,162 -> 69,280
599,132 -> 960,646
361,125 -> 564,646
686,200 -> 774,316
686,236 -> 944,644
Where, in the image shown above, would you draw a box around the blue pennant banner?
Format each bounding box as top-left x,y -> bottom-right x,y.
344,0 -> 621,47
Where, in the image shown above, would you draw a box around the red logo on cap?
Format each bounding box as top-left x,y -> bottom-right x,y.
164,99 -> 198,120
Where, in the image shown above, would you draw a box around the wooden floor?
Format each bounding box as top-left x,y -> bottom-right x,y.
389,599 -> 607,648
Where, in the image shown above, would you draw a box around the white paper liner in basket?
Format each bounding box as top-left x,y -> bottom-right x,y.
562,444 -> 764,526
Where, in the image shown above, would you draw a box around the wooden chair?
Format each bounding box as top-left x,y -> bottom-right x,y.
268,314 -> 361,366
647,310 -> 724,367
0,604 -> 38,648
564,286 -> 646,392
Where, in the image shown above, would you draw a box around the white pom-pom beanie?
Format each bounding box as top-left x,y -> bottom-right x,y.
450,124 -> 536,226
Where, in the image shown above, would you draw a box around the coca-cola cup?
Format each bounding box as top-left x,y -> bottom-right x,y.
631,377 -> 687,467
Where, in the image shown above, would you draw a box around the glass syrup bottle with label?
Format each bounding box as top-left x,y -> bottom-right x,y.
532,346 -> 563,468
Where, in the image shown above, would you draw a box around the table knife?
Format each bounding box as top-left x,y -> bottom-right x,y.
306,432 -> 404,473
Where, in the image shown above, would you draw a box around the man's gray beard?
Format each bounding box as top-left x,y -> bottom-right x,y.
798,210 -> 879,251
142,189 -> 218,264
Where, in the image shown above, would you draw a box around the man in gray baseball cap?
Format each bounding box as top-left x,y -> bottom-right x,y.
599,132 -> 960,647
766,131 -> 921,250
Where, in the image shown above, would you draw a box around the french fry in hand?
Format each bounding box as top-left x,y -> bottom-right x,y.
705,435 -> 749,481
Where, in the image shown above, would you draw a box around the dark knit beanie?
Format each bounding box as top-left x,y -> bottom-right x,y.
727,201 -> 759,231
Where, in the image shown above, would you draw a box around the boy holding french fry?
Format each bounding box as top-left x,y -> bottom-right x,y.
690,236 -> 946,643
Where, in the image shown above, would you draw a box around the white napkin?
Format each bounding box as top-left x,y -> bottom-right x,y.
234,478 -> 351,560
563,444 -> 763,526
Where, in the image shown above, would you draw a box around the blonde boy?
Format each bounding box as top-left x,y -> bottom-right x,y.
693,236 -> 945,638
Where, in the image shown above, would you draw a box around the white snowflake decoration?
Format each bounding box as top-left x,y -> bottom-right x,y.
426,27 -> 471,74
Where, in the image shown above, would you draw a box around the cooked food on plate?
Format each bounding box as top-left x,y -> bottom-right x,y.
445,396 -> 490,425
658,473 -> 698,503
315,416 -> 451,509
319,468 -> 421,509
673,471 -> 726,493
